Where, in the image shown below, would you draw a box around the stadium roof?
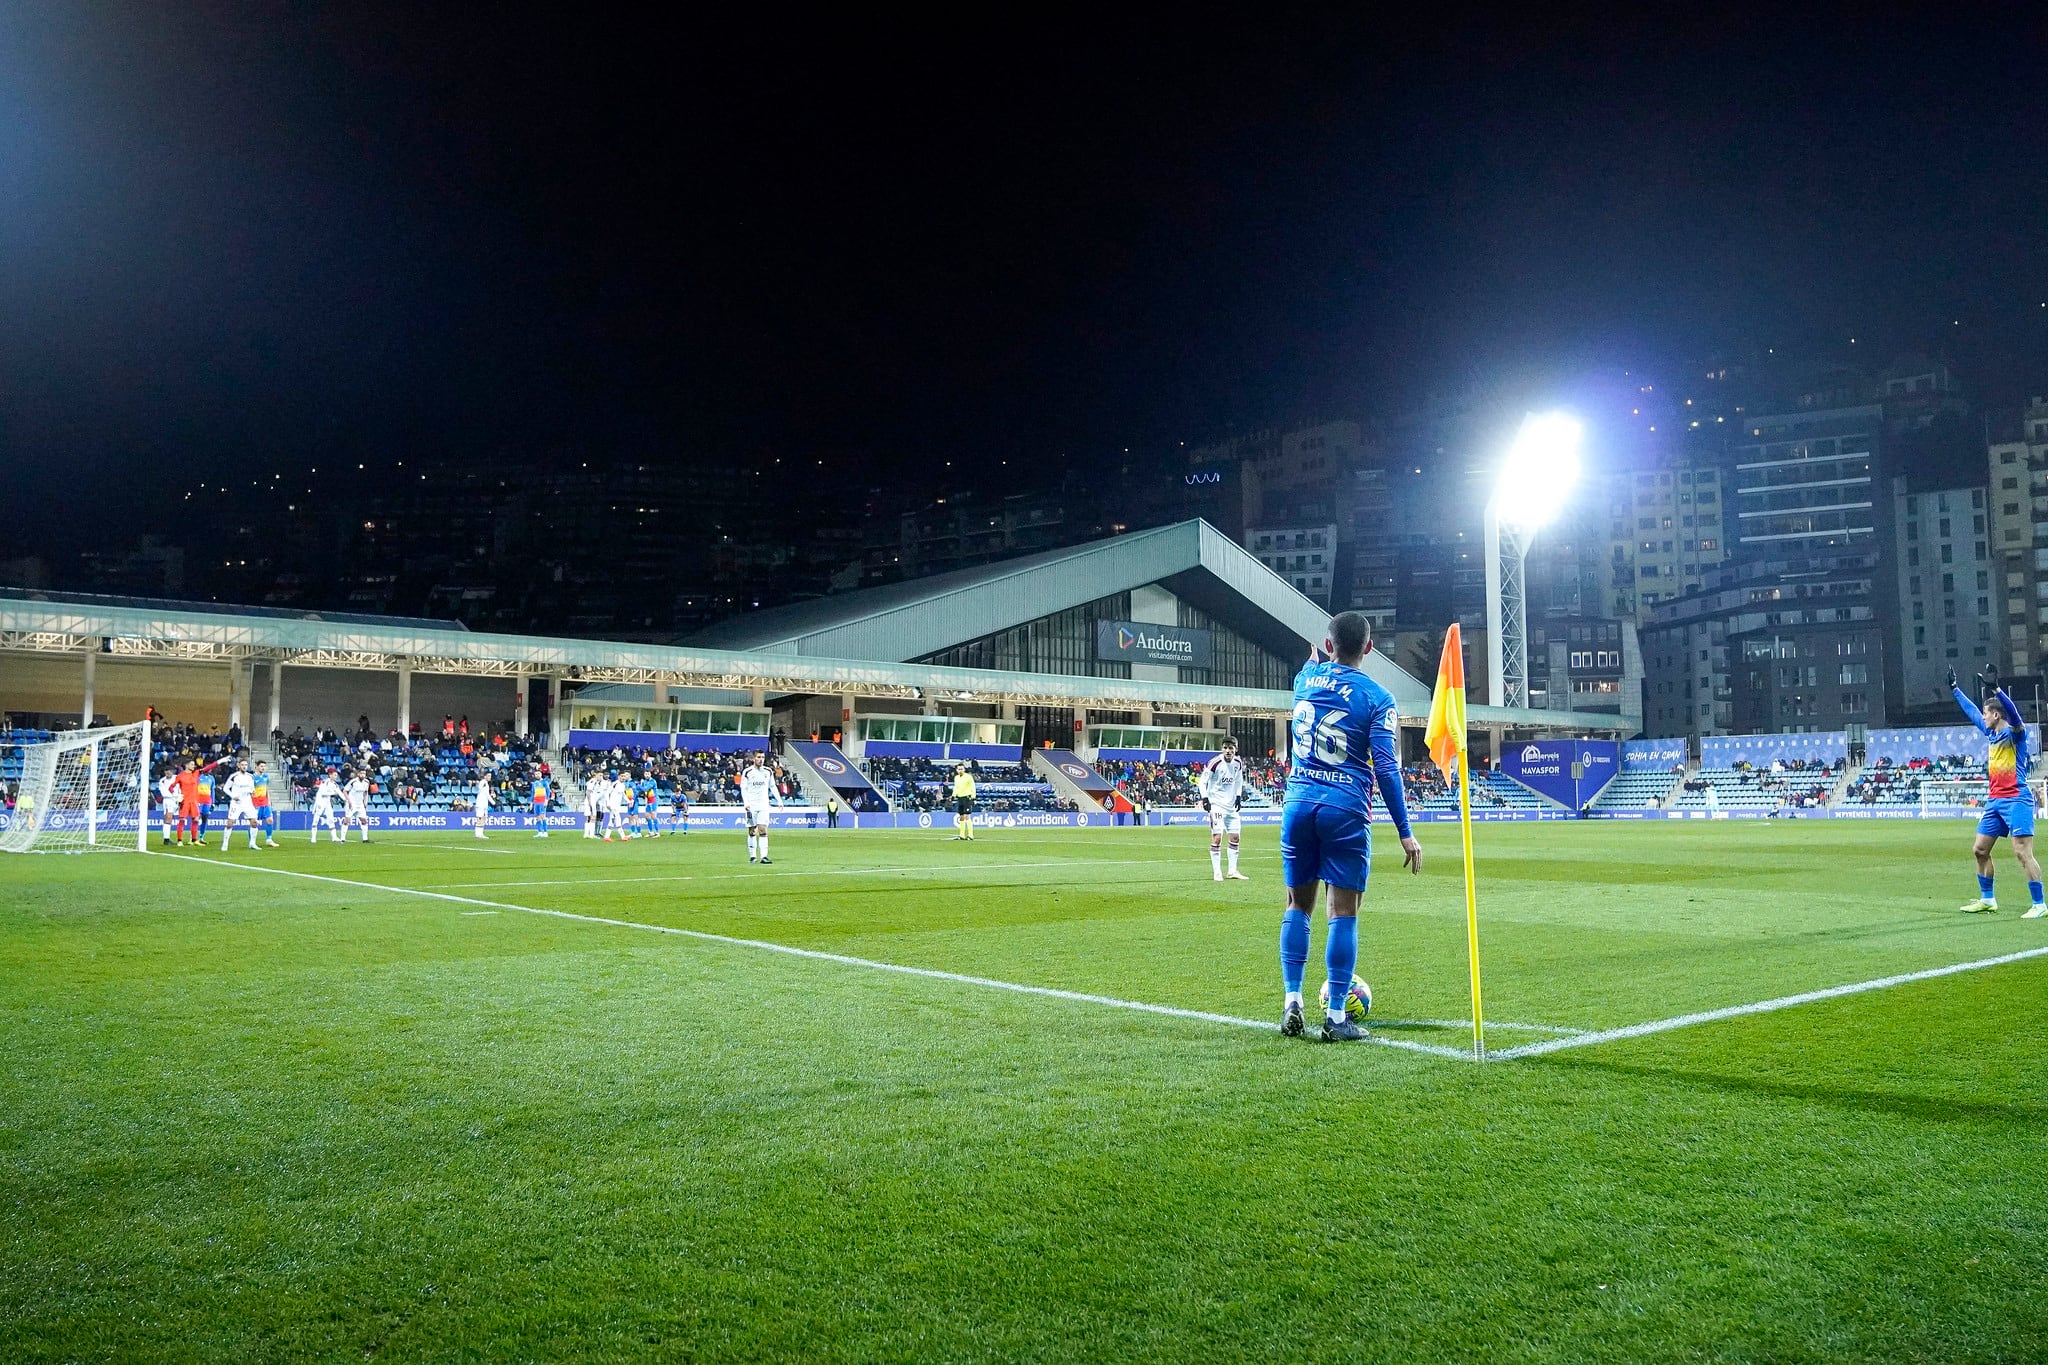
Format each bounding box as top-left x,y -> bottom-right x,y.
0,585 -> 467,633
690,519 -> 1432,703
0,578 -> 1633,732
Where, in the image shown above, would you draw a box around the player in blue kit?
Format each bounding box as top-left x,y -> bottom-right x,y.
1278,611 -> 1423,1042
638,774 -> 662,837
1951,664 -> 2045,917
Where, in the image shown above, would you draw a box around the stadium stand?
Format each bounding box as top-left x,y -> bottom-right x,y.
282,727 -> 551,810
863,757 -> 1076,813
1092,757 -> 1286,810
1588,739 -> 1688,811
1667,733 -> 1848,813
563,745 -> 810,808
1838,724 -> 2041,810
1842,755 -> 1983,808
1670,759 -> 1840,811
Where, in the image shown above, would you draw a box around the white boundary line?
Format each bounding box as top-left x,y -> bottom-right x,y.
1489,943 -> 2048,1060
161,855 -> 1474,1060
416,859 -> 1185,891
166,856 -> 2040,1063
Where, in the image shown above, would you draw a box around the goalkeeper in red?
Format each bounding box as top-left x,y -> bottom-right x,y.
1952,664 -> 2045,918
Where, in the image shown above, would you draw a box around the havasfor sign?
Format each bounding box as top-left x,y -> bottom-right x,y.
1094,620 -> 1213,668
1500,739 -> 1620,811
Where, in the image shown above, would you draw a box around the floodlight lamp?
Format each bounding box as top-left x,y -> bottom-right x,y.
1492,412 -> 1583,530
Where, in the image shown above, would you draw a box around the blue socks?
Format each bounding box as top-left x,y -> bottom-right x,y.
1979,873 -> 1996,901
2031,880 -> 2044,908
1279,909 -> 1310,994
1325,916 -> 1358,1018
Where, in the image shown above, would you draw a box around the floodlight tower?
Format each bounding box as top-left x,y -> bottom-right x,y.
1485,413 -> 1583,708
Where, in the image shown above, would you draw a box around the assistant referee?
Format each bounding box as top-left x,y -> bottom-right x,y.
951,767 -> 977,841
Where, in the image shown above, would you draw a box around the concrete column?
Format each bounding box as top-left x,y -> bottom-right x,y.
547,675 -> 563,748
267,659 -> 283,737
81,648 -> 96,726
749,687 -> 766,709
514,669 -> 529,738
227,660 -> 244,731
1139,704 -> 1155,726
397,665 -> 413,736
1487,724 -> 1507,767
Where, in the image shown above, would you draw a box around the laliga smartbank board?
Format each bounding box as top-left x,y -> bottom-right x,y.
1093,620 -> 1213,669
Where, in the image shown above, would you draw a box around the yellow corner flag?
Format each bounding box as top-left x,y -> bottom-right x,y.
1424,624 -> 1485,1059
1423,624 -> 1467,777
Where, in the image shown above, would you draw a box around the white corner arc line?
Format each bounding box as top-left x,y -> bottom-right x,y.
161,855 -> 1473,1060
1489,943 -> 2048,1061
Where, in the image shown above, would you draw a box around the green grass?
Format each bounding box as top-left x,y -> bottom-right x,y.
3,822 -> 2045,1361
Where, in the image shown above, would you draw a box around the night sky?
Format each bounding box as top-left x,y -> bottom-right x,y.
5,6 -> 2048,549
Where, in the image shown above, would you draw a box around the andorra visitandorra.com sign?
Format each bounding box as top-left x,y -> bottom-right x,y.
1094,620 -> 1213,668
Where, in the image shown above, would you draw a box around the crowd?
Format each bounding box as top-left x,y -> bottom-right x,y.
279,722 -> 547,809
1094,756 -> 1287,809
862,756 -> 1074,812
1400,765 -> 1450,804
1844,753 -> 1982,806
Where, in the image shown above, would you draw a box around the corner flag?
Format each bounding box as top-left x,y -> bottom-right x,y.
1424,623 -> 1485,1059
1423,623 -> 1467,777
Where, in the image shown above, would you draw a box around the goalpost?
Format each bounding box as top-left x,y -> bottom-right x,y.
0,721 -> 151,854
1919,777 -> 2048,817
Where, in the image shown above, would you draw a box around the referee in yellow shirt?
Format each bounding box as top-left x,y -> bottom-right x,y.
951,766 -> 977,840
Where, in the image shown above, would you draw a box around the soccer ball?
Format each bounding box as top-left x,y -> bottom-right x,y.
1318,974 -> 1372,1023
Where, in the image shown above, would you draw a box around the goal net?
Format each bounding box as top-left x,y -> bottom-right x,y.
1919,777 -> 2048,816
1,722 -> 150,854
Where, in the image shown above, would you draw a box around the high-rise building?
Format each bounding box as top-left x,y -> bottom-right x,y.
1641,551 -> 1886,739
1246,525 -> 1339,605
1733,405 -> 1884,554
1891,481 -> 1993,713
1987,395 -> 2048,676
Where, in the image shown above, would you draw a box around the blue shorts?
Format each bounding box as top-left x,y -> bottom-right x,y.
1280,801 -> 1371,892
1977,795 -> 2036,840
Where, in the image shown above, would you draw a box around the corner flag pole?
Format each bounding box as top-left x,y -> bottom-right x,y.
1423,622 -> 1484,1060
1455,741 -> 1484,1059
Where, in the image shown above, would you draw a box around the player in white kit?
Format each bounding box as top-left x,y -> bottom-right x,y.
582,773 -> 605,838
740,752 -> 779,864
218,763 -> 263,851
157,771 -> 180,846
1199,736 -> 1250,881
310,767 -> 345,843
602,772 -> 630,841
343,770 -> 373,842
473,770 -> 493,839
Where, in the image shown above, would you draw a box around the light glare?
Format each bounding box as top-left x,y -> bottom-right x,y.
1493,412 -> 1582,530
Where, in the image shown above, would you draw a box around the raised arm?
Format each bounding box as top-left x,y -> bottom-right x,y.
1953,687 -> 1992,735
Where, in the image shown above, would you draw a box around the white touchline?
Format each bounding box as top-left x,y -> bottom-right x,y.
162,855 -> 1474,1060
418,859 -> 1186,891
1488,943 -> 2048,1061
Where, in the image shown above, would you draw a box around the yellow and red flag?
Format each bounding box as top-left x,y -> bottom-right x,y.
1423,622 -> 1467,779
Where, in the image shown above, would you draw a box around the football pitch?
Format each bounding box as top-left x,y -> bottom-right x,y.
4,822 -> 2045,1361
